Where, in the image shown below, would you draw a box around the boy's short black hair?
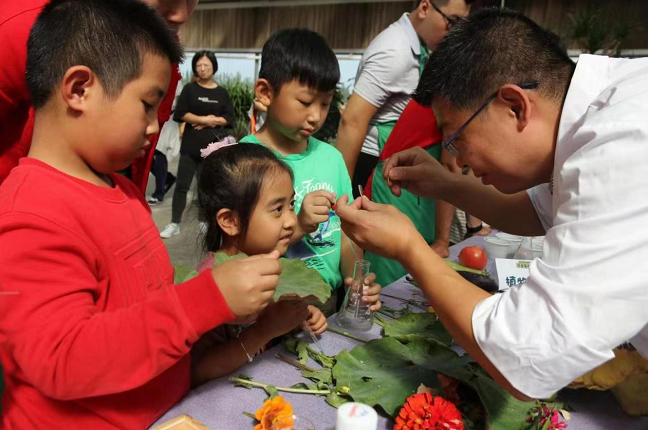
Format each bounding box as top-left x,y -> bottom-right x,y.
259,28 -> 340,94
27,0 -> 184,109
192,51 -> 219,76
414,8 -> 575,110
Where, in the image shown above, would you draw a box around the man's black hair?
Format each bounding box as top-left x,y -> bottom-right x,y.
418,0 -> 478,7
259,28 -> 340,94
192,51 -> 219,77
414,8 -> 575,110
27,0 -> 183,109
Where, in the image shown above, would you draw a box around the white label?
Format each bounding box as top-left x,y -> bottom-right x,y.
495,258 -> 531,290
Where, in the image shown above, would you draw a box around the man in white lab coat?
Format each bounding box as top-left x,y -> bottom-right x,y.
334,7 -> 648,400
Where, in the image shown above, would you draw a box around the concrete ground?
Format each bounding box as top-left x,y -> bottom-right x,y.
145,156 -> 203,270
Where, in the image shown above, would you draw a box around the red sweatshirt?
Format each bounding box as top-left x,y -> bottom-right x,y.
0,159 -> 234,429
364,99 -> 442,199
0,0 -> 180,194
0,0 -> 44,186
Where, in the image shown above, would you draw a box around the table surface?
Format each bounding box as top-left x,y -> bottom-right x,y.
152,235 -> 648,430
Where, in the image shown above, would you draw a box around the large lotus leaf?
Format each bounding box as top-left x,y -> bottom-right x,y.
435,362 -> 565,430
465,369 -> 565,430
331,335 -> 472,417
213,252 -> 331,303
277,257 -> 330,304
382,311 -> 453,346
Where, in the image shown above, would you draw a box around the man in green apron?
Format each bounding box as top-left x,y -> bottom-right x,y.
336,0 -> 475,285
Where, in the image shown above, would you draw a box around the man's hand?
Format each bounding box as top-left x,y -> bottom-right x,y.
383,147 -> 451,199
335,195 -> 426,263
430,240 -> 450,258
211,251 -> 281,317
297,190 -> 336,235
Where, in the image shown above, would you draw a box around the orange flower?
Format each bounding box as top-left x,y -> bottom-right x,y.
394,392 -> 464,430
254,396 -> 294,430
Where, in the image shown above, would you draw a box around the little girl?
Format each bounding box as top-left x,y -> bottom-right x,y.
190,139 -> 328,386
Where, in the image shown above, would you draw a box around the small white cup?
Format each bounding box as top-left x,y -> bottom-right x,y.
496,233 -> 523,258
496,232 -> 523,242
484,237 -> 511,259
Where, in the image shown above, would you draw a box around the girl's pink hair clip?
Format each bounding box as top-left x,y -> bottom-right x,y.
200,135 -> 238,158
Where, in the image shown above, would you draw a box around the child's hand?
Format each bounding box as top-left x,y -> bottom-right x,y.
257,299 -> 309,339
212,251 -> 281,318
298,190 -> 336,234
345,273 -> 382,312
306,305 -> 328,335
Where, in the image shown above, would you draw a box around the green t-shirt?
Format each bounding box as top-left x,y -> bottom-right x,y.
240,135 -> 353,290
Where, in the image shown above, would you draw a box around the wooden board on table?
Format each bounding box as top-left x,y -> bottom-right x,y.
151,415 -> 212,430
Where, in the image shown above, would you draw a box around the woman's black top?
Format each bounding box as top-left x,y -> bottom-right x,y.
174,82 -> 235,158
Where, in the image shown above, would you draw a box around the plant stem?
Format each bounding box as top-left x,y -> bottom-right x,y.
374,314 -> 386,328
328,326 -> 368,343
229,377 -> 331,395
275,354 -> 315,372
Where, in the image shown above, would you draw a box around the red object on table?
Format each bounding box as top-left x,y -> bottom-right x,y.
458,246 -> 488,270
364,99 -> 442,199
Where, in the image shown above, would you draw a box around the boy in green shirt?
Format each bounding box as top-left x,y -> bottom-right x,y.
240,29 -> 381,314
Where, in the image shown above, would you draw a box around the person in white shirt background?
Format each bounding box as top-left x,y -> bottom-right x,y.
335,7 -> 648,400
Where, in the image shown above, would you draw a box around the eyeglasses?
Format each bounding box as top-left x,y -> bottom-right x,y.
441,82 -> 540,158
429,1 -> 462,30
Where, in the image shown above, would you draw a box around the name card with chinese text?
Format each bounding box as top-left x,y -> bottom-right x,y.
495,259 -> 531,290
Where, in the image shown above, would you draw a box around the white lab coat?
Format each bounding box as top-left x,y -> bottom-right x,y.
472,54 -> 648,398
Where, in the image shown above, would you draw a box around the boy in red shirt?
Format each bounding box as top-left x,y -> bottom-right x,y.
0,1 -> 281,429
0,0 -> 195,192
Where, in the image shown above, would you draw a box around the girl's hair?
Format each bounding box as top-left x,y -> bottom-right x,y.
192,50 -> 219,76
197,143 -> 294,253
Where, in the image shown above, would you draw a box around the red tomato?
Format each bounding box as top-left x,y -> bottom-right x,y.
458,246 -> 488,270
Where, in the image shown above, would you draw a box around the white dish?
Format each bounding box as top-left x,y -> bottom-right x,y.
484,237 -> 511,259
496,233 -> 523,257
496,232 -> 523,242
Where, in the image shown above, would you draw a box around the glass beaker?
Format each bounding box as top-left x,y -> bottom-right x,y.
513,237 -> 534,260
336,259 -> 374,332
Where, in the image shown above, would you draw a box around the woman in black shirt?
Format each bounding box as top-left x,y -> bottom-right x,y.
161,51 -> 234,238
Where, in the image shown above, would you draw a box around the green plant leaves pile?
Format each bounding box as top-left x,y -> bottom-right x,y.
331,335 -> 472,417
380,311 -> 453,346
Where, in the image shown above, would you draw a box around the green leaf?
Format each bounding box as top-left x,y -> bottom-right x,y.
307,348 -> 336,369
242,411 -> 256,420
174,265 -> 198,284
331,335 -> 472,417
213,252 -> 331,303
325,389 -> 353,408
382,311 -> 453,346
284,337 -> 309,364
459,368 -> 565,430
233,373 -> 253,389
264,384 -> 279,400
444,259 -> 488,275
302,368 -> 332,387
